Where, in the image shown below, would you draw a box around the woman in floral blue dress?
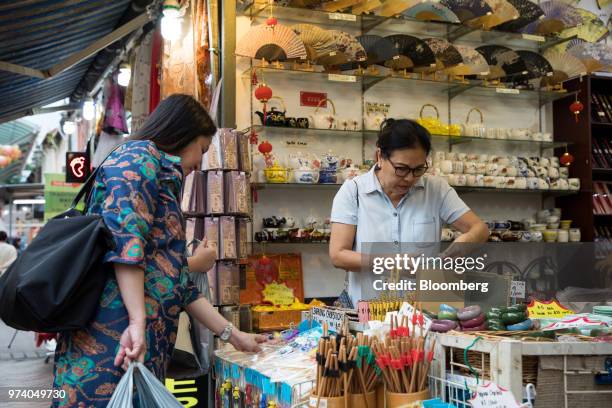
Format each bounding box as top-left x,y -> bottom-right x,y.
52,94 -> 264,407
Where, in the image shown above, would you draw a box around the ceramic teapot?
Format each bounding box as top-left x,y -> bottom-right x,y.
320,151 -> 344,171
255,96 -> 287,127
309,98 -> 337,129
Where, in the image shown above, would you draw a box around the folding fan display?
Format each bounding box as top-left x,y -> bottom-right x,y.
236,23 -> 308,61
541,50 -> 588,86
424,38 -> 464,71
338,35 -> 396,71
516,50 -> 554,80
520,0 -> 582,35
384,34 -> 437,71
445,44 -> 490,76
376,0 -> 420,17
476,45 -> 528,81
292,24 -> 336,61
315,30 -> 367,66
439,0 -> 493,23
495,0 -> 544,32
567,42 -> 612,72
402,1 -> 461,23
559,8 -> 609,43
466,0 -> 520,30
287,0 -> 325,7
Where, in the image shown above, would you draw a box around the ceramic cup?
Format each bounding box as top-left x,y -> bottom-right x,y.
466,154 -> 479,162
569,228 -> 581,242
547,215 -> 560,224
476,162 -> 487,174
522,218 -> 535,229
559,167 -> 569,179
538,178 -> 549,189
531,132 -> 543,141
521,231 -> 533,242
440,160 -> 453,175
446,152 -> 458,161
495,176 -> 507,189
478,154 -> 489,163
560,220 -> 572,230
531,231 -> 543,242
483,176 -> 496,187
434,151 -> 446,163
568,178 -> 580,191
501,166 -> 518,177
494,220 -> 511,230
464,162 -> 477,174
457,153 -> 468,161
537,209 -> 551,222
548,167 -> 560,179
466,174 -> 478,186
453,174 -> 467,186
557,179 -> 569,190
527,177 -> 539,190
452,161 -> 464,174
550,157 -> 560,167
542,132 -> 553,142
552,208 -> 562,218
543,229 -> 558,242
540,157 -> 550,167
505,177 -> 517,189
557,229 -> 569,243
548,222 -> 560,229
515,177 -> 527,189
497,157 -> 510,166
486,164 -> 499,176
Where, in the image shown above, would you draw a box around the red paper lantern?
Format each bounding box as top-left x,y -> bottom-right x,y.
560,152 -> 574,166
266,16 -> 278,27
254,83 -> 273,103
258,140 -> 273,155
569,100 -> 584,123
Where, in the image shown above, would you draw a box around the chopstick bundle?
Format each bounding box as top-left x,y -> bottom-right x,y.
371,307 -> 436,394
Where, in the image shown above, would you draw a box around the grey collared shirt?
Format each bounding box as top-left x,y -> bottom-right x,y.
330,167 -> 470,305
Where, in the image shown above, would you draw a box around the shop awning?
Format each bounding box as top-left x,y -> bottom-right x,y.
0,0 -> 156,124
0,120 -> 39,183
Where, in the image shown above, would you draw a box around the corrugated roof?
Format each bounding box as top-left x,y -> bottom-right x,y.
0,0 -> 133,123
0,120 -> 39,182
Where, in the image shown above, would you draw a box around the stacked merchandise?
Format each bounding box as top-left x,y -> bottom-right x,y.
182,128 -> 251,323
591,91 -> 612,123
591,138 -> 612,169
593,182 -> 612,215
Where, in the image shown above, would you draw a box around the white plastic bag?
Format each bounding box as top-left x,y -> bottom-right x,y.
107,362 -> 183,408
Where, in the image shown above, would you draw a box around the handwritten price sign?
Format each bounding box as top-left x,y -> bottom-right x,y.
470,382 -> 520,408
262,282 -> 295,306
527,299 -> 573,319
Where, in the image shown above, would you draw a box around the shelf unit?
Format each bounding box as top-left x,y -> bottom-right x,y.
554,74 -> 612,243
238,2 -> 575,52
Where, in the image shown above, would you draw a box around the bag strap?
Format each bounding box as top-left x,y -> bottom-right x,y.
70,143 -> 124,210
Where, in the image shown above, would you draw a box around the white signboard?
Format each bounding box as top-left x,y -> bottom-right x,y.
510,281 -> 526,298
311,307 -> 346,333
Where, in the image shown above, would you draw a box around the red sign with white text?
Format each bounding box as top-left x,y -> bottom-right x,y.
300,91 -> 327,107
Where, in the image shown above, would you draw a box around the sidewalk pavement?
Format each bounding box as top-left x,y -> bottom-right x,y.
0,321 -> 54,407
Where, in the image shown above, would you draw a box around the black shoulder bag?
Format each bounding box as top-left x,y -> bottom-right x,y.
0,159 -> 115,332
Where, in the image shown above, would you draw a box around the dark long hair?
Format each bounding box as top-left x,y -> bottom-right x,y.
377,118 -> 431,159
131,94 -> 217,153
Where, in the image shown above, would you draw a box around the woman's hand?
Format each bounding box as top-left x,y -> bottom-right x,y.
229,329 -> 267,353
114,319 -> 146,370
189,238 -> 217,273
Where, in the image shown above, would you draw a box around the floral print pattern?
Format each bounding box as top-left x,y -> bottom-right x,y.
52,140 -> 201,407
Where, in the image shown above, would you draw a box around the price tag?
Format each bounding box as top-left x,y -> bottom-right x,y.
599,112 -> 606,117
393,55 -> 400,60
496,88 -> 520,95
328,12 -> 357,22
329,51 -> 337,57
521,33 -> 546,42
510,281 -> 526,298
527,299 -> 573,319
470,382 -> 521,408
311,306 -> 346,333
262,282 -> 295,306
328,73 -> 356,82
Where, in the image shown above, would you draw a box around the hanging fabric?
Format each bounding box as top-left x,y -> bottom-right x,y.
131,31 -> 154,132
103,75 -> 129,135
149,27 -> 162,112
194,0 -> 212,108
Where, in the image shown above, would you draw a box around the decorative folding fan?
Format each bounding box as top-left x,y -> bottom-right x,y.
541,50 -> 588,86
384,34 -> 437,71
560,8 -> 609,43
338,34 -> 396,70
292,24 -> 336,61
597,0 -> 611,8
476,45 -> 528,81
316,30 -> 366,67
287,0 -> 325,7
424,38 -> 464,70
402,2 -> 461,23
567,42 -> 612,73
236,23 -> 308,61
376,0 -> 420,17
515,50 -> 554,87
466,0 -> 520,29
439,0 -> 493,23
320,0 -> 363,12
495,0 -> 544,32
446,44 -> 490,76
520,0 -> 582,35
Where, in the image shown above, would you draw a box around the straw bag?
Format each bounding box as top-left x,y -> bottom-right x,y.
462,108 -> 486,137
309,98 -> 337,129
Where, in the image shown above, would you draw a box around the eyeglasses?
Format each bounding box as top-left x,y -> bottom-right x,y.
387,159 -> 428,178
